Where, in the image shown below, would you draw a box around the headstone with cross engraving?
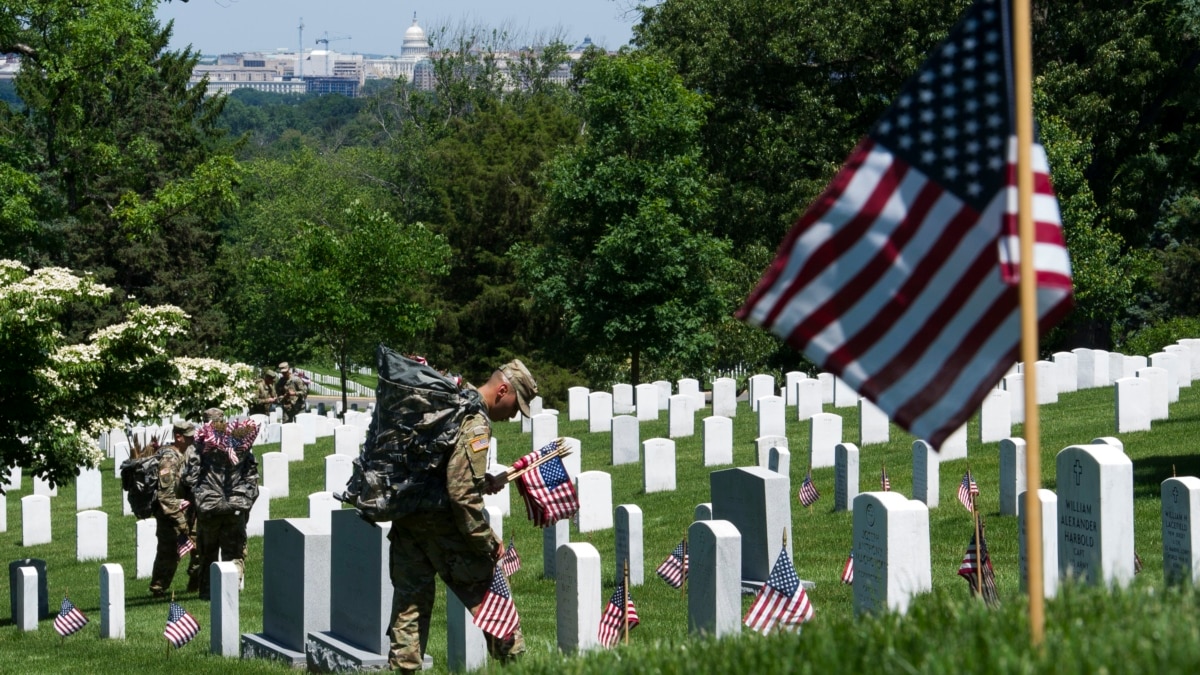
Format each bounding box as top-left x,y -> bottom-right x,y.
1056,444 -> 1135,587
1161,477 -> 1200,586
852,492 -> 932,616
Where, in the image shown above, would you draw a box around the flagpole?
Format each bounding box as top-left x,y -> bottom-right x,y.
622,559 -> 631,646
1013,0 -> 1046,647
973,500 -> 983,600
680,538 -> 688,597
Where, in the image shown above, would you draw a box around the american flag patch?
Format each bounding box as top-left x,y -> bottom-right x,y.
470,435 -> 490,452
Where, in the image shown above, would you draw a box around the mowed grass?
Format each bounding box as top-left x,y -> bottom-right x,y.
2,378 -> 1200,673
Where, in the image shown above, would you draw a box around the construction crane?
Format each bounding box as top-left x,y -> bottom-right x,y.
297,17 -> 304,78
315,32 -> 352,76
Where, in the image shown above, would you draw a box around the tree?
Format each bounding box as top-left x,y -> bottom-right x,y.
522,53 -> 735,386
0,260 -> 254,490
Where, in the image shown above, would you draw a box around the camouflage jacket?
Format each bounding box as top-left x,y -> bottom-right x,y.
249,381 -> 275,415
445,400 -> 497,558
275,376 -> 307,410
155,445 -> 189,517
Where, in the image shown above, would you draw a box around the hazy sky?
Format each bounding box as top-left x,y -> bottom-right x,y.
155,0 -> 644,56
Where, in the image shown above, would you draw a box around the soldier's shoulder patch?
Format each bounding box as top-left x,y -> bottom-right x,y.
159,467 -> 171,475
469,431 -> 490,453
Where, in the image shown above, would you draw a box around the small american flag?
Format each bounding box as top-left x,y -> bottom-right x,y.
513,440 -> 579,528
798,470 -> 820,507
743,548 -> 815,633
473,565 -> 520,640
500,539 -> 522,577
597,581 -> 640,648
53,597 -> 89,637
177,533 -> 196,559
655,539 -> 688,589
957,518 -> 999,606
881,466 -> 891,491
164,602 -> 200,648
1134,552 -> 1144,575
957,470 -> 979,511
840,552 -> 855,585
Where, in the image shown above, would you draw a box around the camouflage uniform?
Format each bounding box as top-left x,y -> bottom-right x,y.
274,373 -> 308,423
387,393 -> 524,672
150,443 -> 196,595
249,378 -> 275,415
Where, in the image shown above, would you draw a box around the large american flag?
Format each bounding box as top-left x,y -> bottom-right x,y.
655,539 -> 688,589
473,564 -> 520,640
513,440 -> 579,528
958,518 -> 999,606
597,581 -> 640,648
164,602 -> 200,648
735,0 -> 1072,449
744,548 -> 815,633
53,597 -> 89,637
958,469 -> 980,511
500,539 -> 522,577
840,552 -> 855,585
798,470 -> 820,507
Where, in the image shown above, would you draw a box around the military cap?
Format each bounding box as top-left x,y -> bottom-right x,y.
173,420 -> 196,438
203,407 -> 225,423
277,361 -> 290,373
499,359 -> 538,418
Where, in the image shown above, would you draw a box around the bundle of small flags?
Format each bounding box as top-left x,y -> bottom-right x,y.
798,470 -> 820,507
473,564 -> 520,640
743,548 -> 814,633
500,539 -> 522,577
164,602 -> 200,648
655,539 -> 688,589
597,580 -> 640,648
54,597 -> 89,637
840,552 -> 854,585
512,439 -> 579,528
195,419 -> 259,465
957,470 -> 979,511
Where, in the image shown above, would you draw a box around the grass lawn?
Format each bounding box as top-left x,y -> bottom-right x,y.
2,374 -> 1200,673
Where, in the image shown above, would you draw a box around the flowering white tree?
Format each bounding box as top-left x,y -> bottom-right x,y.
0,260 -> 255,490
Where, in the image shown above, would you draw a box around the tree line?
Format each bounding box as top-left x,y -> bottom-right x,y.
4,0 -> 1200,407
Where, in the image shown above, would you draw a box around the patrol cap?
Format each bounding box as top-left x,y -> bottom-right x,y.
499,359 -> 538,418
203,407 -> 225,423
262,368 -> 278,379
173,421 -> 196,438
277,361 -> 290,373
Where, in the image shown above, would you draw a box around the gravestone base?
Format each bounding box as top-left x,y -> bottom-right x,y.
306,632 -> 389,672
739,578 -> 815,596
241,632 -> 305,667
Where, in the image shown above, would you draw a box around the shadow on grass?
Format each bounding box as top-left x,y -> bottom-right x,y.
1133,453 -> 1200,499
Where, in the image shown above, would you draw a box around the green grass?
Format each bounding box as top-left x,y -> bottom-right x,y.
3,381 -> 1200,672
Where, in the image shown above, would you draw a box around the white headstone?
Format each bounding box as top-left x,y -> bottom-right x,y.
702,416 -> 733,467
561,436 -> 582,482
1136,366 -> 1170,421
1018,488 -> 1058,599
76,466 -> 103,511
576,471 -> 613,533
833,376 -> 858,408
263,452 -> 290,499
33,475 -> 57,498
136,518 -> 156,578
1151,352 -> 1181,403
614,413 -> 643,466
678,378 -> 704,410
911,440 -> 939,508
122,487 -> 134,517
1115,376 -> 1151,433
999,437 -> 1027,516
555,543 -> 601,654
767,447 -> 791,490
1162,476 -> 1200,586
21,494 -> 51,546
858,398 -> 889,446
16,566 -> 38,631
531,413 -> 559,453
262,422 -> 283,445
748,374 -> 775,411
979,388 -> 1012,443
588,391 -> 613,434
687,519 -> 742,638
280,423 -> 305,462
1127,354 -> 1148,377
333,425 -> 361,457
1034,360 -> 1058,404
851,492 -> 932,615
0,492 -> 5,533
615,504 -> 644,586
1056,444 -> 1135,587
568,386 -> 590,421
112,442 -> 130,477
784,371 -> 806,406
483,464 -> 511,517
1052,351 -> 1078,393
643,438 -> 676,493
1003,373 -> 1025,424
446,591 -> 486,672
542,519 -> 570,579
613,384 -> 635,415
1109,351 -> 1130,382
77,509 -> 108,561
1164,345 -> 1192,389
1075,348 -> 1108,389
248,485 -> 271,537
834,443 -> 861,512
667,394 -> 695,439
654,380 -> 673,410
295,412 -> 319,446
694,503 -> 713,520
796,379 -> 823,422
809,412 -> 842,469
324,454 -> 353,494
712,378 -> 737,418
211,561 -> 240,657
818,373 -> 835,404
100,563 -> 125,639
937,424 -> 968,460
307,491 -> 341,532
635,383 -> 660,421
756,395 -> 786,439
2,465 -> 20,491
1179,339 -> 1200,380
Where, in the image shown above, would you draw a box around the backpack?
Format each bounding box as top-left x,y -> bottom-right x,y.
337,344 -> 484,522
120,453 -> 160,520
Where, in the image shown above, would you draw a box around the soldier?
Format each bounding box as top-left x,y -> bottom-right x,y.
150,421 -> 197,597
187,408 -> 259,600
274,361 -> 307,423
387,359 -> 538,673
249,369 -> 277,416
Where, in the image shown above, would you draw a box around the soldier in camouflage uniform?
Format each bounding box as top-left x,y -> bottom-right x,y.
273,361 -> 307,423
249,369 -> 277,415
387,360 -> 539,673
150,421 -> 197,596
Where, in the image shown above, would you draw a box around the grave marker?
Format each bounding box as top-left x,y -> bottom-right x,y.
588,392 -> 613,434
76,509 -> 108,561
784,371 -> 806,406
1115,376 -> 1151,433
100,563 -> 125,639
669,394 -> 695,438
635,383 -> 660,421
212,561 -> 240,657
979,388 -> 1012,444
325,454 -> 353,494
136,518 -> 155,578
999,438 -> 1027,516
615,505 -> 644,587
702,416 -> 733,466
1056,444 -> 1135,587
809,412 -> 842,469
1136,366 -> 1169,421
556,543 -> 601,654
859,398 -> 889,446
1003,373 -> 1025,424
263,452 -> 290,499
678,378 -> 704,411
1052,351 -> 1078,393
851,492 -> 932,615
76,466 -> 103,511
542,519 -> 570,579
833,376 -> 857,408
576,471 -> 614,533
613,384 -> 635,415
912,441 -> 939,508
748,374 -> 775,412
687,519 -> 742,638
568,386 -> 590,421
1018,489 -> 1058,599
709,467 -> 791,586
937,424 -> 968,461
834,443 -> 861,512
21,494 -> 51,546
248,485 -> 271,537
796,379 -> 823,421
712,378 -> 737,418
756,395 -> 786,440
8,558 -> 48,621
1161,477 -> 1200,586
280,423 -> 305,462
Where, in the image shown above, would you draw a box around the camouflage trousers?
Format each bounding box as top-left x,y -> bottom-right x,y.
387,515 -> 524,672
150,510 -> 195,594
195,512 -> 248,598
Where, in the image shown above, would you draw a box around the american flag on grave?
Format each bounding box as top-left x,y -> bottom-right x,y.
473,564 -> 520,640
164,602 -> 200,648
841,552 -> 855,585
798,470 -> 820,507
597,580 -> 640,648
53,597 -> 89,637
655,539 -> 688,589
957,469 -> 980,511
735,0 -> 1072,449
513,440 -> 579,528
500,539 -> 522,577
743,548 -> 815,633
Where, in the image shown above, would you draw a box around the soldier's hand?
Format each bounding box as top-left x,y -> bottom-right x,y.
483,473 -> 506,495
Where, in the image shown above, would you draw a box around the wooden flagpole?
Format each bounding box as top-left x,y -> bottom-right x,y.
503,444 -> 572,483
973,498 -> 984,600
680,538 -> 688,597
622,559 -> 631,645
1013,0 -> 1045,647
